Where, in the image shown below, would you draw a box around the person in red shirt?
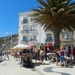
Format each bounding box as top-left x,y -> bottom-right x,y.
73,47 -> 75,63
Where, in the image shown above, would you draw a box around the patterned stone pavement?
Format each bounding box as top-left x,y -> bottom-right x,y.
0,55 -> 41,75
35,60 -> 75,75
1,55 -> 75,75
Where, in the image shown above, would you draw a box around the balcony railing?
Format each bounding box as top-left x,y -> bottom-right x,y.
45,30 -> 52,34
30,39 -> 37,41
21,21 -> 28,24
30,29 -> 37,31
45,39 -> 53,42
63,38 -> 74,41
21,30 -> 29,34
22,40 -> 29,43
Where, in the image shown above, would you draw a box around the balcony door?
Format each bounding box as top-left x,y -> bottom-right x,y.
30,36 -> 36,41
62,30 -> 74,39
23,36 -> 28,43
23,17 -> 28,24
30,26 -> 37,31
46,34 -> 52,42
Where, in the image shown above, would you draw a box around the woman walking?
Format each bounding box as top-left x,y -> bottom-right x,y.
59,47 -> 66,67
55,48 -> 60,66
40,49 -> 45,65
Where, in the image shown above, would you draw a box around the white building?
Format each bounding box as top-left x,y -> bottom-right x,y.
18,11 -> 75,50
18,12 -> 54,45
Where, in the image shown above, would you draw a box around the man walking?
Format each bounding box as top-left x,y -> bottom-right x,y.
6,50 -> 10,60
73,47 -> 75,64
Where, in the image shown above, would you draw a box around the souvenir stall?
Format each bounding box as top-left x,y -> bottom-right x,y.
12,44 -> 33,67
44,43 -> 54,61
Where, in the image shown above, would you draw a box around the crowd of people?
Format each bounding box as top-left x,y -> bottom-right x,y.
12,43 -> 75,68
30,44 -> 75,67
55,46 -> 75,67
0,44 -> 75,68
0,50 -> 10,60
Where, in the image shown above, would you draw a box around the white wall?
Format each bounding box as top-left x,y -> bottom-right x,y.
18,11 -> 53,45
37,25 -> 46,44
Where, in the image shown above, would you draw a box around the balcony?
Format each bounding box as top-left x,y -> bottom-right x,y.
45,30 -> 52,34
30,20 -> 38,25
21,40 -> 29,44
45,39 -> 53,42
30,39 -> 37,41
30,29 -> 38,35
21,21 -> 28,25
62,38 -> 74,41
30,39 -> 38,44
21,30 -> 29,34
30,29 -> 37,31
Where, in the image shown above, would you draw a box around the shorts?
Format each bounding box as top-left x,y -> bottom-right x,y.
60,56 -> 66,62
56,56 -> 59,62
40,56 -> 44,61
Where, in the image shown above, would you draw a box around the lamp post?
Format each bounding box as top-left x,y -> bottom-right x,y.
5,36 -> 6,50
10,32 -> 12,54
5,32 -> 8,50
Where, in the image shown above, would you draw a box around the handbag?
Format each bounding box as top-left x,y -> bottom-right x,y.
41,51 -> 45,56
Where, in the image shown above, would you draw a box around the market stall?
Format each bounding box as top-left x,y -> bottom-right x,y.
12,44 -> 33,67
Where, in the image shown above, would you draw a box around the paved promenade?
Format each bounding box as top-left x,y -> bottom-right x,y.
0,55 -> 75,75
34,60 -> 75,75
0,55 -> 41,75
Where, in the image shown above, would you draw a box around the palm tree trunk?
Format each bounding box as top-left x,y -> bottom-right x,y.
53,26 -> 60,50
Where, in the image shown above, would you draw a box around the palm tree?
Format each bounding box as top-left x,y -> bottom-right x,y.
31,0 -> 75,49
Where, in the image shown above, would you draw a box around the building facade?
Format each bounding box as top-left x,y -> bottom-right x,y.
60,30 -> 75,50
18,11 -> 75,49
18,12 -> 54,45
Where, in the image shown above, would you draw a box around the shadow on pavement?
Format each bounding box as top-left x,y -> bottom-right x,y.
23,63 -> 37,71
33,62 -> 41,66
24,65 -> 34,68
43,67 -> 71,75
0,60 -> 4,63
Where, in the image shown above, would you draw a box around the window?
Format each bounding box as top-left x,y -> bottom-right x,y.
63,31 -> 74,39
46,34 -> 52,42
64,34 -> 69,39
30,36 -> 36,41
30,26 -> 37,31
23,17 -> 28,24
23,36 -> 27,41
34,36 -> 36,40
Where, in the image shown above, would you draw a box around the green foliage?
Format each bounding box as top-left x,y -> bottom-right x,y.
31,0 -> 75,48
31,0 -> 75,32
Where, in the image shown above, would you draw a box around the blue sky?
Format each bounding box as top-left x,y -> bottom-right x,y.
0,0 -> 74,37
0,0 -> 39,37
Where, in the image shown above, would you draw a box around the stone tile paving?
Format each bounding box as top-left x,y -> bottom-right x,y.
0,55 -> 41,75
35,60 -> 75,75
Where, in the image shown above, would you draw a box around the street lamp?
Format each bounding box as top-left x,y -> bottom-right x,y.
5,32 -> 8,50
10,32 -> 12,54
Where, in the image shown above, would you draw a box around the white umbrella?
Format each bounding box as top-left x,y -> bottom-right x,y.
12,44 -> 28,50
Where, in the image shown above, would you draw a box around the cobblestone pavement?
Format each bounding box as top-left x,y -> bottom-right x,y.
1,56 -> 75,75
35,60 -> 75,75
0,55 -> 41,75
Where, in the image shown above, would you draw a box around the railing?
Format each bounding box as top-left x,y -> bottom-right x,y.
30,39 -> 37,41
21,30 -> 29,34
22,40 -> 29,43
21,21 -> 28,24
30,29 -> 37,31
45,30 -> 52,34
45,39 -> 53,42
63,38 -> 74,41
